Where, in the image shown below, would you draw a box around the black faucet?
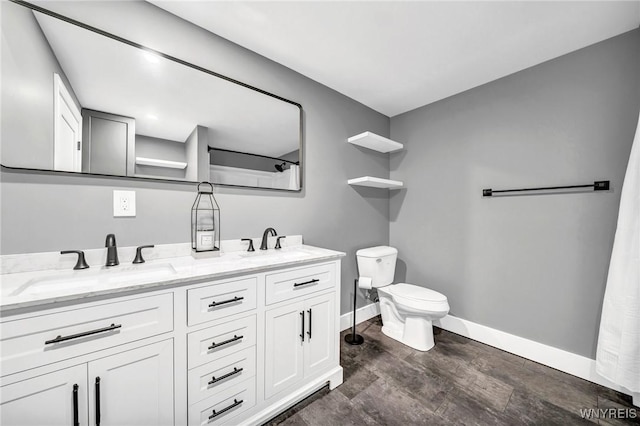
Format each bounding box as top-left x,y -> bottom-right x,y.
260,228 -> 277,250
105,234 -> 119,266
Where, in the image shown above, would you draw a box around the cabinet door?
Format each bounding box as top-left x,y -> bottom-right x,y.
264,301 -> 304,399
88,340 -> 174,426
1,365 -> 87,426
303,293 -> 335,378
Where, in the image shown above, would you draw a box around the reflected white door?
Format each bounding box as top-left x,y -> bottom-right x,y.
53,73 -> 82,172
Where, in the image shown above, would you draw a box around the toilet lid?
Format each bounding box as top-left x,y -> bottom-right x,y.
388,283 -> 447,302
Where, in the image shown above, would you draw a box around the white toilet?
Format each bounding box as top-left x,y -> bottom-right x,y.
356,246 -> 449,351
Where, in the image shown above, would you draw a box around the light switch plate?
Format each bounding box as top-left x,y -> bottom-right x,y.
113,190 -> 136,217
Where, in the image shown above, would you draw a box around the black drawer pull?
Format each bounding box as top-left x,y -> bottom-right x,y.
293,278 -> 319,288
95,377 -> 101,426
72,384 -> 79,426
208,296 -> 244,308
208,334 -> 243,350
208,398 -> 243,420
208,367 -> 243,386
45,323 -> 122,345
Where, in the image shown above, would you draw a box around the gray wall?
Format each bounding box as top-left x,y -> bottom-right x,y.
1,2 -> 80,169
0,1 -> 390,315
389,29 -> 640,358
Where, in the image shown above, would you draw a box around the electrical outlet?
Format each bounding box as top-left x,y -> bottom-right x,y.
113,190 -> 136,217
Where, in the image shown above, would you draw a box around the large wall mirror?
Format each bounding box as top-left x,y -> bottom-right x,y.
1,1 -> 303,191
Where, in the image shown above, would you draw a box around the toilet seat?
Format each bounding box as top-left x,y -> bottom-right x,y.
382,283 -> 449,313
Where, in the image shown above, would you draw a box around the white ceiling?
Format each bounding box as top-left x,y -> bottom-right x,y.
152,1 -> 640,117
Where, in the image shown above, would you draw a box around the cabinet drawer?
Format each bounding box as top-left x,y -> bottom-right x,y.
1,293 -> 173,376
265,262 -> 336,305
188,377 -> 256,426
188,346 -> 256,404
188,315 -> 256,369
188,277 -> 257,326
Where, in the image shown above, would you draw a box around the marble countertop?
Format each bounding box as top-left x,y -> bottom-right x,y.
0,244 -> 345,312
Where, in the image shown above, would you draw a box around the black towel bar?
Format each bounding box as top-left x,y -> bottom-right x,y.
483,180 -> 609,197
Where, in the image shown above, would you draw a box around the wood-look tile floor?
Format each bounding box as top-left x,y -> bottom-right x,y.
265,316 -> 639,426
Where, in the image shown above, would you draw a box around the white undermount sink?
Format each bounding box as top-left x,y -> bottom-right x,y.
10,263 -> 177,297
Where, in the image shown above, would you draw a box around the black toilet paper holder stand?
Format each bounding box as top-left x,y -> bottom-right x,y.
344,278 -> 364,345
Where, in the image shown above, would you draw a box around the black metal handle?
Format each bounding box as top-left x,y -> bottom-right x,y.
307,308 -> 312,340
300,311 -> 305,342
208,296 -> 244,308
132,245 -> 154,264
208,398 -> 243,420
241,239 -> 255,252
294,278 -> 319,288
208,334 -> 243,350
208,367 -> 243,386
60,250 -> 90,270
73,384 -> 79,426
275,236 -> 286,249
45,323 -> 122,345
95,377 -> 101,426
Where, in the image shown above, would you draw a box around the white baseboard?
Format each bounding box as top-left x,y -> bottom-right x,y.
435,314 -> 638,405
340,302 -> 380,331
341,302 -> 637,405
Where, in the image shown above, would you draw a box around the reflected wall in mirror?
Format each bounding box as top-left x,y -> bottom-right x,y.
1,1 -> 302,191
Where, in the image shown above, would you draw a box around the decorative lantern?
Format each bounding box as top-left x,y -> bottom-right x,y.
191,182 -> 220,258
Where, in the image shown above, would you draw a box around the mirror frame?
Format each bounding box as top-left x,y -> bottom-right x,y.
2,0 -> 304,192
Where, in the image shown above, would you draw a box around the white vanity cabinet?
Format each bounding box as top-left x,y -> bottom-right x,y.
1,248 -> 344,426
1,365 -> 88,426
264,292 -> 335,399
264,262 -> 338,400
0,293 -> 175,426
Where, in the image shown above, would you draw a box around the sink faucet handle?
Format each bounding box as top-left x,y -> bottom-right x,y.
275,236 -> 286,249
241,239 -> 255,252
133,245 -> 155,264
60,250 -> 90,270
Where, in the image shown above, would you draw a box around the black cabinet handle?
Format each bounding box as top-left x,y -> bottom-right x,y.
208,367 -> 243,386
72,384 -> 79,426
300,311 -> 305,343
307,308 -> 312,340
208,296 -> 244,308
208,334 -> 243,350
208,398 -> 243,420
45,323 -> 122,345
95,377 -> 101,426
293,278 -> 319,288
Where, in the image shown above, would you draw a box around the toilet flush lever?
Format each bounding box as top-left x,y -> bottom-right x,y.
376,258 -> 382,263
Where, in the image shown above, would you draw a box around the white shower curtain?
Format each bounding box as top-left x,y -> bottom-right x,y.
596,111 -> 640,395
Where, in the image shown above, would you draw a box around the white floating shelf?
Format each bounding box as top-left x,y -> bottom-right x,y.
135,157 -> 187,169
348,176 -> 404,189
347,131 -> 403,153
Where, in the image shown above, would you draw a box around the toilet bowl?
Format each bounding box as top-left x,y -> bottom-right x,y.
376,283 -> 449,351
356,246 -> 449,352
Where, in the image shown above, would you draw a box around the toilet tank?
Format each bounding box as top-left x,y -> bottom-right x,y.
356,246 -> 398,288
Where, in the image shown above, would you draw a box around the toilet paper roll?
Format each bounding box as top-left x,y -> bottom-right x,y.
358,277 -> 373,289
